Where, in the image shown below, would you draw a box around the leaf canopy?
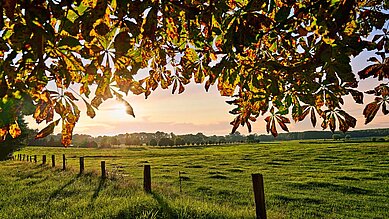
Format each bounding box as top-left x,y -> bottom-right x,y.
0,0 -> 388,145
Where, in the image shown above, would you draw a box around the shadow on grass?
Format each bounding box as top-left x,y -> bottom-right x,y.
46,174 -> 81,203
16,165 -> 48,180
89,177 -> 106,206
274,194 -> 322,205
151,192 -> 174,218
111,192 -> 172,219
289,181 -> 375,195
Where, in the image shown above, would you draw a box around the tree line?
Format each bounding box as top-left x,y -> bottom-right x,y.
29,129 -> 389,148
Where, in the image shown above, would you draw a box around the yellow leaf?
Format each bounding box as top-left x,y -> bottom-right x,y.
0,128 -> 8,142
9,122 -> 21,138
210,52 -> 217,61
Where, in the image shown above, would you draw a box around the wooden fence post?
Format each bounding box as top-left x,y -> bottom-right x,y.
79,157 -> 84,174
101,161 -> 106,178
27,155 -> 29,162
23,154 -> 25,161
34,155 -> 37,163
52,155 -> 55,167
144,165 -> 151,193
62,154 -> 66,170
42,155 -> 46,164
252,173 -> 267,219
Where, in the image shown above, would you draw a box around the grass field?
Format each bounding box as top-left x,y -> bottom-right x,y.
2,141 -> 389,218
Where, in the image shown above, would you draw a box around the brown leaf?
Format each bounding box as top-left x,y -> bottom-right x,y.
172,80 -> 178,94
329,114 -> 336,132
54,101 -> 65,115
35,119 -> 60,139
83,99 -> 96,118
265,116 -> 271,134
358,64 -> 384,80
276,116 -> 289,132
338,116 -> 349,133
298,106 -> 310,121
230,116 -> 240,134
338,110 -> 357,128
310,108 -> 317,127
383,102 -> 389,115
270,118 -> 278,137
349,90 -> 363,104
363,101 -> 381,124
91,96 -> 103,109
64,92 -> 78,101
247,121 -> 252,133
123,99 -> 135,118
178,83 -> 185,94
321,120 -> 328,130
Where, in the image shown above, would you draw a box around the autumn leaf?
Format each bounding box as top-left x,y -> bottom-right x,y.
0,127 -> 8,142
64,92 -> 78,101
35,119 -> 60,139
363,100 -> 382,124
310,109 -> 317,127
9,121 -> 21,138
82,98 -> 96,118
383,102 -> 389,115
276,116 -> 289,132
123,99 -> 135,118
91,96 -> 103,109
61,119 -> 74,147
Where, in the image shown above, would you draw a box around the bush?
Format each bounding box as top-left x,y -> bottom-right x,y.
332,134 -> 342,140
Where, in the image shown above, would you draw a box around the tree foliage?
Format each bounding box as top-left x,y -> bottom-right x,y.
0,117 -> 31,160
0,0 -> 388,146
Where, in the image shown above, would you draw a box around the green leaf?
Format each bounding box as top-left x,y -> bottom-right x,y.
58,36 -> 81,48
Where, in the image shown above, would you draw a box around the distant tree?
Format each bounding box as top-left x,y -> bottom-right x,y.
149,139 -> 158,146
159,138 -> 174,146
100,137 -> 112,148
110,137 -> 119,146
175,137 -> 185,146
47,136 -> 55,146
88,141 -> 98,148
247,134 -> 260,143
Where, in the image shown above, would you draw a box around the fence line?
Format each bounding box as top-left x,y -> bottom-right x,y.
12,153 -> 267,218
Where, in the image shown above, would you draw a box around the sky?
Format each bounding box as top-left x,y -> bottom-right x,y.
25,49 -> 389,137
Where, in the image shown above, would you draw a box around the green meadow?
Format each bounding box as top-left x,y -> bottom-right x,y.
1,141 -> 388,218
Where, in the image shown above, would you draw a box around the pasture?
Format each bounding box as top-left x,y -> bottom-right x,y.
2,141 -> 389,218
